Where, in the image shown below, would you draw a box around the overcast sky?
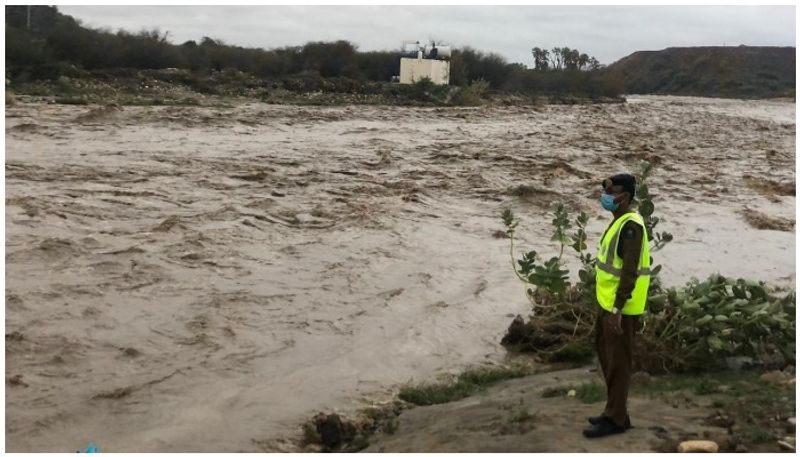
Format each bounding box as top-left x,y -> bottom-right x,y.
58,5 -> 795,66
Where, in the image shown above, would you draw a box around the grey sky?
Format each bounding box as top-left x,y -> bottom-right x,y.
58,5 -> 796,66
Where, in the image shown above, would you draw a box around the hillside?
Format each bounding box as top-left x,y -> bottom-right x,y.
605,46 -> 795,99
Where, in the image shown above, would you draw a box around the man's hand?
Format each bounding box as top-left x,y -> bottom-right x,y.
605,311 -> 623,336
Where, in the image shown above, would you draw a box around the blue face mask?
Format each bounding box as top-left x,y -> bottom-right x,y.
600,193 -> 620,212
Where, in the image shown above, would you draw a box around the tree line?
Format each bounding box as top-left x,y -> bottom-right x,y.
531,47 -> 601,71
6,6 -> 621,98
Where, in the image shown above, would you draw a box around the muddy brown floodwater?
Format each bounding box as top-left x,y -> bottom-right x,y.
5,96 -> 795,451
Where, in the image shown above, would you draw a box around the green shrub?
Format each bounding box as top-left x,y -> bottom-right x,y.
451,79 -> 489,106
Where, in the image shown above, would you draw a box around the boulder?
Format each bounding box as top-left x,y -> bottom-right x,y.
724,356 -> 755,370
677,440 -> 719,453
760,370 -> 788,385
777,440 -> 795,452
313,413 -> 356,450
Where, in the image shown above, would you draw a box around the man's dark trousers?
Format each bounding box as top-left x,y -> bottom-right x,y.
594,310 -> 639,428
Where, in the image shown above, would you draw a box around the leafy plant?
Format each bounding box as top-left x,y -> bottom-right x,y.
634,161 -> 673,252
640,274 -> 795,373
450,78 -> 490,106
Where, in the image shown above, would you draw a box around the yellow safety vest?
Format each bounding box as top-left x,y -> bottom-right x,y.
595,212 -> 651,315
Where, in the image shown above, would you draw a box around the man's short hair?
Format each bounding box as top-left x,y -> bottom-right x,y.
602,174 -> 636,201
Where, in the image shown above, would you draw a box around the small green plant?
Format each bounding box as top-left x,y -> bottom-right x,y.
693,378 -> 720,395
397,77 -> 452,105
508,407 -> 536,423
540,383 -> 605,404
398,366 -> 530,406
634,161 -> 673,252
383,417 -> 398,435
576,382 -> 606,404
451,79 -> 490,106
347,434 -> 370,452
541,386 -> 569,398
739,427 -> 773,444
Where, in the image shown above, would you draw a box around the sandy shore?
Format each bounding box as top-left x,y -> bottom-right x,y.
5,95 -> 795,451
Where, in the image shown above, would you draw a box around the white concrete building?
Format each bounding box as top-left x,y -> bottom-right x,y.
399,57 -> 450,85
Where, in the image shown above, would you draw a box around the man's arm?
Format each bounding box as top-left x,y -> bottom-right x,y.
614,221 -> 643,310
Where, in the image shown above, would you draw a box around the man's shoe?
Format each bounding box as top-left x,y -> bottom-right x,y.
587,414 -> 632,429
583,417 -> 627,438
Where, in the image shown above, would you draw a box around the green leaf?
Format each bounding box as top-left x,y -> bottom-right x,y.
501,209 -> 515,228
640,200 -> 654,217
748,285 -> 767,301
696,315 -> 713,325
707,335 -> 724,350
681,301 -> 699,311
732,286 -> 747,299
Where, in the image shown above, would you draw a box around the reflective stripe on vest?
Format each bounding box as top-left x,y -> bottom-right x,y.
595,224 -> 652,276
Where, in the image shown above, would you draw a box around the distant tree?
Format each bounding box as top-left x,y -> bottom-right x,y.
550,47 -> 562,70
297,40 -> 360,78
531,47 -> 550,71
533,45 -> 600,72
357,50 -> 401,82
578,53 -> 590,71
563,48 -> 581,70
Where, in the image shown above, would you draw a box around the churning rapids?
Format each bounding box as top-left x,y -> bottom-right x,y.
5,96 -> 795,451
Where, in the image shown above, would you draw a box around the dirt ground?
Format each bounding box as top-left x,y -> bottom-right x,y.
4,95 -> 795,451
360,365 -> 796,453
361,367 -> 727,453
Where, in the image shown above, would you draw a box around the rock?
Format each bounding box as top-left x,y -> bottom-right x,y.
734,444 -> 748,453
302,420 -> 321,444
760,370 -> 788,385
121,347 -> 141,357
567,389 -> 576,397
6,374 -> 28,388
677,440 -> 719,453
724,356 -> 755,370
314,413 -> 356,450
500,315 -> 530,346
787,417 -> 796,426
777,440 -> 795,452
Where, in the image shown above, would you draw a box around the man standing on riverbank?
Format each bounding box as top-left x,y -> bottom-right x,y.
583,174 -> 651,438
